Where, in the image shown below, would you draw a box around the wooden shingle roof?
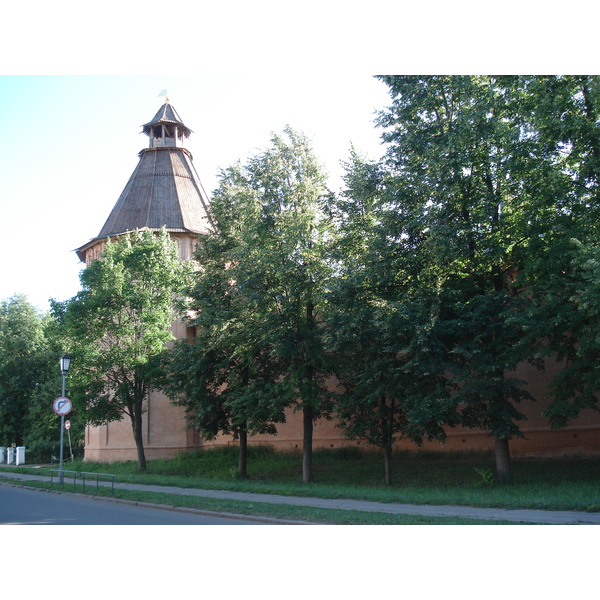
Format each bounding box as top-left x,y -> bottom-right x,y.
96,146 -> 212,238
76,102 -> 214,261
142,103 -> 192,138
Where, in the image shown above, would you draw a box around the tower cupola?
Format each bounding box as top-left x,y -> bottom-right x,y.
142,100 -> 192,148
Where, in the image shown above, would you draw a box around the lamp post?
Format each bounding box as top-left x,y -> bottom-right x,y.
58,354 -> 71,484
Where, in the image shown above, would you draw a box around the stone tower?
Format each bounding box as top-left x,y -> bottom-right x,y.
76,100 -> 214,462
77,100 -> 213,265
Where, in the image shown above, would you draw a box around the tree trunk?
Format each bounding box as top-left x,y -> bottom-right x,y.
303,405 -> 313,483
238,429 -> 248,479
383,447 -> 392,486
495,437 -> 511,483
302,300 -> 316,484
131,401 -> 147,473
382,394 -> 393,486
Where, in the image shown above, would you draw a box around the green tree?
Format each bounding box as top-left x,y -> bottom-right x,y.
175,128 -> 333,483
0,295 -> 51,446
372,75 -> 567,482
518,76 -> 600,427
164,187 -> 288,476
536,240 -> 600,426
24,312 -> 86,461
324,152 -> 455,484
53,229 -> 191,472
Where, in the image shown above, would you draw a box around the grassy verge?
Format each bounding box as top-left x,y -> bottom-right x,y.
0,477 -> 529,525
4,446 -> 600,513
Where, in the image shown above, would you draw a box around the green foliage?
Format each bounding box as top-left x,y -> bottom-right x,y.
164,77 -> 600,485
346,75 -> 600,481
324,147 -> 456,486
53,228 -> 192,471
512,76 -> 600,425
0,294 -> 88,453
0,295 -> 70,447
474,467 -> 496,487
314,445 -> 365,461
166,128 -> 333,482
0,295 -> 46,445
537,240 -> 600,426
24,439 -> 84,463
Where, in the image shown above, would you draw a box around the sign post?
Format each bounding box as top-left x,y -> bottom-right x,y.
56,355 -> 72,484
53,396 -> 72,483
65,420 -> 73,461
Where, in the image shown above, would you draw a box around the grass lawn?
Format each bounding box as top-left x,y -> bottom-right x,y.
14,446 -> 600,513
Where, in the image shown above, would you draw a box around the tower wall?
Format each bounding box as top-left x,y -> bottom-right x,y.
83,354 -> 600,462
84,391 -> 201,463
199,357 -> 600,458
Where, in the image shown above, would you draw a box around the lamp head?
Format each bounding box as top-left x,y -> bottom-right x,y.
60,354 -> 71,376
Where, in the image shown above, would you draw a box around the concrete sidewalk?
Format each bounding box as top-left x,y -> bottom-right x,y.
1,468 -> 599,525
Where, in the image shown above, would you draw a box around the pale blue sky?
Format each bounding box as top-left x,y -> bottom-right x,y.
0,74 -> 391,310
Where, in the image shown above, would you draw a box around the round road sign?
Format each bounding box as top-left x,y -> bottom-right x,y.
53,397 -> 72,416
65,420 -> 71,430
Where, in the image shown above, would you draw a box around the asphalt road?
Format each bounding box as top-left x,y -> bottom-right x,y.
0,484 -> 263,525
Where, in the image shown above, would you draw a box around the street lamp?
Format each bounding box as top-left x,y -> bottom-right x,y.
60,354 -> 71,393
58,354 -> 71,484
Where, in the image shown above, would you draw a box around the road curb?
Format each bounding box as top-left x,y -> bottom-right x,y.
0,479 -> 311,525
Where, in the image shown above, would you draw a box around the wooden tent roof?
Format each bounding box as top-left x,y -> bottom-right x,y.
76,102 -> 213,261
142,103 -> 193,138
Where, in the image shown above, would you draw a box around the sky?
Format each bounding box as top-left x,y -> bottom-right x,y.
0,74 -> 392,311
